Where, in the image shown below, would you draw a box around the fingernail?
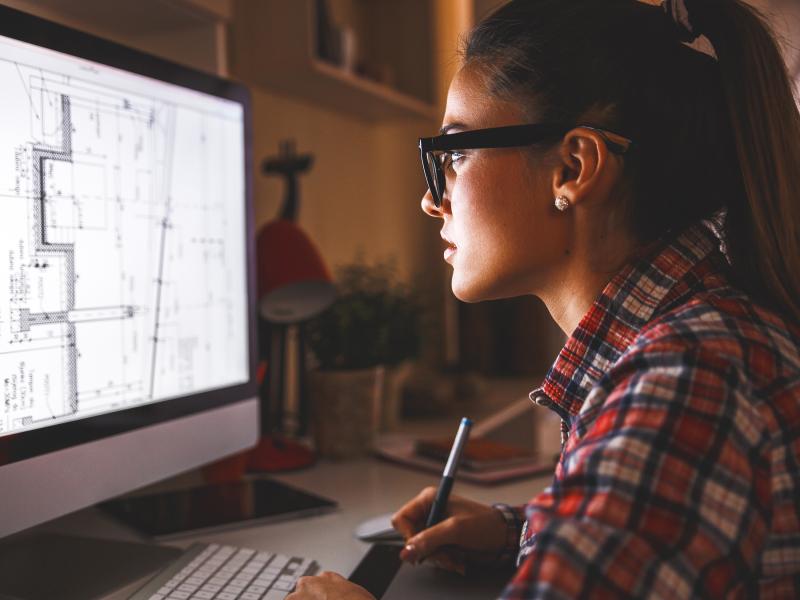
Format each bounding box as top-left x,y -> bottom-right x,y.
401,543 -> 418,563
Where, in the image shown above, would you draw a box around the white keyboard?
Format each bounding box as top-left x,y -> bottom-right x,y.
128,542 -> 319,600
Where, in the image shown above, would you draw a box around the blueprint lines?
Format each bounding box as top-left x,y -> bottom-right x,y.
0,38 -> 247,436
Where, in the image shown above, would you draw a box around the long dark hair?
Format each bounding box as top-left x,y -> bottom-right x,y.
465,0 -> 800,323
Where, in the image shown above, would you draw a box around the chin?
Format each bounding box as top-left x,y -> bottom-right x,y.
451,265 -> 528,303
450,273 -> 492,303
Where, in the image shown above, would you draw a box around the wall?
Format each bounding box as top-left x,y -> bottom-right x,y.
224,0 -> 450,286
248,88 -> 440,287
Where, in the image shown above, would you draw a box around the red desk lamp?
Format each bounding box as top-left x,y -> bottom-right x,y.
247,140 -> 335,472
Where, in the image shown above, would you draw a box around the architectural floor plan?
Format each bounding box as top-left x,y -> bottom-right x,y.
0,38 -> 248,436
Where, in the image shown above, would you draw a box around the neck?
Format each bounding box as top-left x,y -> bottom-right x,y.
539,267 -> 615,337
538,218 -> 639,337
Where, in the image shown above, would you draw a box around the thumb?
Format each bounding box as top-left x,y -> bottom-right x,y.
400,519 -> 459,564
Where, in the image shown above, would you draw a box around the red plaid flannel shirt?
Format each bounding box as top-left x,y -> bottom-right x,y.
496,219 -> 800,599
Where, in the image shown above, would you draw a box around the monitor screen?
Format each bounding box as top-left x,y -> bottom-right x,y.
0,5 -> 258,537
0,32 -> 248,437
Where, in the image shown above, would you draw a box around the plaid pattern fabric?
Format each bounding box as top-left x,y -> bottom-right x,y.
498,219 -> 800,599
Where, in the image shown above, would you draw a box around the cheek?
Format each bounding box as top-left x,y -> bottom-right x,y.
455,158 -> 539,251
448,162 -> 535,292
448,155 -> 566,300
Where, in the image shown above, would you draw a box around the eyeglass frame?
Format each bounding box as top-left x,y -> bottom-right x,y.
418,123 -> 634,208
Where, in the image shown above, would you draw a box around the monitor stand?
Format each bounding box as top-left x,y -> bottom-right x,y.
0,533 -> 181,600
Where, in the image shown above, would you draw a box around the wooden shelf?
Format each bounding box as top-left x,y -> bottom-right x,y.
5,0 -> 231,34
8,0 -> 439,119
2,0 -> 232,75
230,0 -> 438,122
307,58 -> 437,120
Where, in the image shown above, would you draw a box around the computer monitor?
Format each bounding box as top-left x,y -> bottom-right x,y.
0,5 -> 258,538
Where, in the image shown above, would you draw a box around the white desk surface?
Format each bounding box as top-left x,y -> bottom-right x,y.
40,456 -> 552,599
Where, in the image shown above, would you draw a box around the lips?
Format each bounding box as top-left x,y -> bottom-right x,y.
441,233 -> 457,262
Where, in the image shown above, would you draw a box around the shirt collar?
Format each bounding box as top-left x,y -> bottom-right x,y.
529,219 -> 724,418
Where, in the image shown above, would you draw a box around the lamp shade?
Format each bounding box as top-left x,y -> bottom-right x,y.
256,219 -> 335,324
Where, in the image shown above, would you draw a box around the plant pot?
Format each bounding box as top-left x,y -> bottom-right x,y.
309,366 -> 384,459
380,361 -> 414,431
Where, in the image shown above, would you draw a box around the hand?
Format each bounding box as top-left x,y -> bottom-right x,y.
391,486 -> 508,573
286,571 -> 375,600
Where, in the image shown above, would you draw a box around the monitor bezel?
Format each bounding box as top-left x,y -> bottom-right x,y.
0,5 -> 258,467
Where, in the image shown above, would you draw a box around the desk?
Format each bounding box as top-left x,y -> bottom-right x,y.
38,457 -> 552,599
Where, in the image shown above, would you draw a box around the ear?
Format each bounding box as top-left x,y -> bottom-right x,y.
551,127 -> 615,208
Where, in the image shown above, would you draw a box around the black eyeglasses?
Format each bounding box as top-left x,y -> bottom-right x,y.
418,123 -> 634,207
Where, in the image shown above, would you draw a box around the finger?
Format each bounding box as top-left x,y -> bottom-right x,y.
429,549 -> 466,576
289,573 -> 345,598
287,575 -> 313,599
391,486 -> 436,539
400,517 -> 462,563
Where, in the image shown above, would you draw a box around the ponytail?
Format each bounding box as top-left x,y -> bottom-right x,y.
698,0 -> 800,323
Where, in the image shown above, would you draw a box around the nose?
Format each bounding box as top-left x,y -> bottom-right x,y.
421,189 -> 443,218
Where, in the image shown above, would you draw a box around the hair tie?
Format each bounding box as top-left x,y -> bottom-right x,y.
662,0 -> 701,42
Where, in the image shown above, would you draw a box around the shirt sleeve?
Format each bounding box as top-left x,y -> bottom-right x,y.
499,345 -> 772,599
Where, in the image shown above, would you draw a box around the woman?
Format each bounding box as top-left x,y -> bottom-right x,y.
290,0 -> 800,597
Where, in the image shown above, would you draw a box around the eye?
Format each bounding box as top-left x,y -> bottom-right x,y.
442,151 -> 466,173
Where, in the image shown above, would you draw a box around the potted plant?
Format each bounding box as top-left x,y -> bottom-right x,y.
305,258 -> 422,457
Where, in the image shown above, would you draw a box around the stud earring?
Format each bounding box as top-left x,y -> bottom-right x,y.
554,195 -> 571,211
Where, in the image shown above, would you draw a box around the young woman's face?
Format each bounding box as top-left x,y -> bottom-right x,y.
421,66 -> 570,302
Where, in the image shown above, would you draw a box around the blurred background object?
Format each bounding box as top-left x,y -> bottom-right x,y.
306,257 -> 423,456
250,139 -> 336,471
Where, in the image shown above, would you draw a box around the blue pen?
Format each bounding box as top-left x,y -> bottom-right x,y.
425,417 -> 473,528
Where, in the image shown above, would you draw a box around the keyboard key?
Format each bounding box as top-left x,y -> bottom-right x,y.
269,555 -> 290,570
295,558 -> 314,575
272,580 -> 294,591
256,551 -> 273,558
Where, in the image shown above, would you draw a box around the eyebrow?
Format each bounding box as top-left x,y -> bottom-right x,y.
440,122 -> 468,135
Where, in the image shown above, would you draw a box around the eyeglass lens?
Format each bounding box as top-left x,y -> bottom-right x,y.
426,151 -> 445,207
